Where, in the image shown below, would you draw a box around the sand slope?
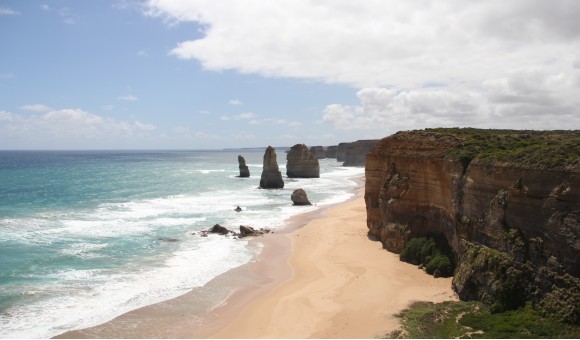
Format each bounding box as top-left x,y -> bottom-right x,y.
211,187 -> 457,338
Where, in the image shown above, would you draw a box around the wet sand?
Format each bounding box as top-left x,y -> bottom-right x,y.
57,178 -> 457,338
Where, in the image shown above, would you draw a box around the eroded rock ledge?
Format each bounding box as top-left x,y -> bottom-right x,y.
365,128 -> 579,322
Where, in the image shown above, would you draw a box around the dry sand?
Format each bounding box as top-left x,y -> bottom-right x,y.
57,179 -> 457,339
207,184 -> 458,339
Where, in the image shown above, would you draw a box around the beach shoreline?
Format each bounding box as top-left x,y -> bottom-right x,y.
56,176 -> 457,338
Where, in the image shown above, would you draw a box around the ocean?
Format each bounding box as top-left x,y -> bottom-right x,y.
0,149 -> 363,338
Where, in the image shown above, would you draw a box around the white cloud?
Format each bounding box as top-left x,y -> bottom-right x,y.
118,95 -> 138,101
0,7 -> 19,15
146,1 -> 580,132
0,111 -> 15,122
220,112 -> 256,121
0,107 -> 157,147
19,104 -> 52,112
324,69 -> 580,133
263,118 -> 302,128
228,99 -> 242,105
145,0 -> 580,89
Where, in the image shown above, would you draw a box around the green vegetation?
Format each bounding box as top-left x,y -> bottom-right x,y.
387,301 -> 580,339
423,128 -> 580,170
400,235 -> 454,277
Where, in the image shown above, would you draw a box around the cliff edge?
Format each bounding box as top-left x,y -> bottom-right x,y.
365,128 -> 579,322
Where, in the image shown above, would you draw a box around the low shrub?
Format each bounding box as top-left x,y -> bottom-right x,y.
400,234 -> 455,277
425,254 -> 453,277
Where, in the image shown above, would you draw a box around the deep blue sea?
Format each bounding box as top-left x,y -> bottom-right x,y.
0,150 -> 363,338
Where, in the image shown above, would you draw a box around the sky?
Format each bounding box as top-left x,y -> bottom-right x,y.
1,0 -> 579,150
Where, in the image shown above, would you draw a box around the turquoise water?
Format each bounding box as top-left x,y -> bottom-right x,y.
0,150 -> 363,338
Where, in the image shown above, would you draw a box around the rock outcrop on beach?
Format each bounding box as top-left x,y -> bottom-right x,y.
286,144 -> 320,178
197,224 -> 271,238
238,155 -> 250,177
365,128 -> 580,322
291,188 -> 312,205
260,146 -> 284,189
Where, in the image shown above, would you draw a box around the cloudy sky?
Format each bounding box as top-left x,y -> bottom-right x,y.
1,0 -> 579,149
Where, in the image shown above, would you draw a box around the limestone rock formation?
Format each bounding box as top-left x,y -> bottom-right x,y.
259,146 -> 284,189
365,128 -> 579,322
291,188 -> 312,205
238,155 -> 250,177
342,140 -> 379,166
238,225 -> 272,238
208,224 -> 232,235
326,145 -> 338,158
336,143 -> 348,162
286,144 -> 320,178
309,146 -> 326,159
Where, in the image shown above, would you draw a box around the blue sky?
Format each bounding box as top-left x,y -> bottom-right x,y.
1,1 -> 579,149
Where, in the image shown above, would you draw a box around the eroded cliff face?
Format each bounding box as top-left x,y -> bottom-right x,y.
286,144 -> 320,178
365,129 -> 579,322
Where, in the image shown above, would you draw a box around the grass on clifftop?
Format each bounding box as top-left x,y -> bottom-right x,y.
423,128 -> 579,170
386,301 -> 580,339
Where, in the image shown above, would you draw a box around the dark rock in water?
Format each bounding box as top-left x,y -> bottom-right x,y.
158,237 -> 179,242
286,144 -> 320,178
234,206 -> 242,212
238,155 -> 250,177
291,188 -> 312,205
209,224 -> 232,235
260,146 -> 284,189
239,225 -> 257,237
238,225 -> 272,238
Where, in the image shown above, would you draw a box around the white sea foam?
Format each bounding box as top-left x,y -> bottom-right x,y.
0,154 -> 364,339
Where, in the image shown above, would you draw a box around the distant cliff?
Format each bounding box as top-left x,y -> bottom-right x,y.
365,128 -> 579,322
333,140 -> 379,166
287,144 -> 320,178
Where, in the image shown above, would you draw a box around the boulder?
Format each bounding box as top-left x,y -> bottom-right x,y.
238,225 -> 272,238
209,224 -> 231,235
286,144 -> 320,178
259,146 -> 284,189
291,188 -> 312,205
238,155 -> 250,177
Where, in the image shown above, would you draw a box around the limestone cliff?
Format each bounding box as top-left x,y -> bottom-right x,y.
335,140 -> 379,166
365,128 -> 579,322
326,145 -> 338,158
260,146 -> 284,189
309,146 -> 326,159
286,144 -> 320,178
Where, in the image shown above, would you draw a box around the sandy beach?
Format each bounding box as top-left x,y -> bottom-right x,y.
57,178 -> 457,339
208,181 -> 458,338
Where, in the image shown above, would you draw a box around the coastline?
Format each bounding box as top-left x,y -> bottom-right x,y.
208,179 -> 458,338
56,176 -> 458,338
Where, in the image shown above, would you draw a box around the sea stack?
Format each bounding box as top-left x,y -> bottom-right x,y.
286,144 -> 320,178
259,146 -> 284,189
291,188 -> 312,205
238,155 -> 250,177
